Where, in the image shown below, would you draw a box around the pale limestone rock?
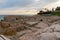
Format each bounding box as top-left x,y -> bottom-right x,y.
43,24 -> 60,33
43,27 -> 53,33
39,33 -> 57,40
53,32 -> 60,39
26,21 -> 38,25
50,24 -> 60,32
19,33 -> 36,40
0,35 -> 10,40
35,22 -> 48,29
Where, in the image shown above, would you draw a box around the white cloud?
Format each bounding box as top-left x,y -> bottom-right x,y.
0,0 -> 59,9
24,0 -> 60,11
43,0 -> 60,10
0,9 -> 38,15
0,0 -> 60,15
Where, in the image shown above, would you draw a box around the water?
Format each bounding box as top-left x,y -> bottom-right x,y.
0,15 -> 35,20
0,15 -> 4,20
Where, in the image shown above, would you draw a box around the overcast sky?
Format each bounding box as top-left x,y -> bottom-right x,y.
0,0 -> 60,15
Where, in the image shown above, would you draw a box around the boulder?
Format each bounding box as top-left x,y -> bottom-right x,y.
38,33 -> 57,40
35,22 -> 48,29
50,24 -> 60,32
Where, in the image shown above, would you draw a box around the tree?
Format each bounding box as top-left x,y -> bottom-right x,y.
56,7 -> 60,11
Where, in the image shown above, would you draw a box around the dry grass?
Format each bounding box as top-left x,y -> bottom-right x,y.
1,22 -> 10,28
2,28 -> 17,36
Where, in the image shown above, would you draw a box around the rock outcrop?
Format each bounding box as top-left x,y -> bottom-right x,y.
0,15 -> 60,40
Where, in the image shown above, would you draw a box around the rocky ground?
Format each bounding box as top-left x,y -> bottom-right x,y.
0,15 -> 60,40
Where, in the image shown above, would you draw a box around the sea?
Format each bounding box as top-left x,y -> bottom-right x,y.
0,15 -> 4,20
0,15 -> 35,21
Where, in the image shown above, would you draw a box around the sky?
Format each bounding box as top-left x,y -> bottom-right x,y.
0,0 -> 60,15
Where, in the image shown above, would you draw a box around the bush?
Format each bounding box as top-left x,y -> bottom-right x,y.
2,28 -> 17,36
1,22 -> 10,28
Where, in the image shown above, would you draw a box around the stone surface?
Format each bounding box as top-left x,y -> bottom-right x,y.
50,24 -> 60,32
0,35 -> 10,40
35,22 -> 48,29
0,15 -> 60,40
38,33 -> 57,40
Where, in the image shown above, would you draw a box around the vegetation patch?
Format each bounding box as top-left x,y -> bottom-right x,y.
51,12 -> 60,16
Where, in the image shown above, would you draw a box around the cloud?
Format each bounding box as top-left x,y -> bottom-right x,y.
0,0 -> 59,9
0,9 -> 38,15
43,0 -> 60,10
42,0 -> 58,3
0,0 -> 60,15
0,0 -> 34,9
26,0 -> 59,9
